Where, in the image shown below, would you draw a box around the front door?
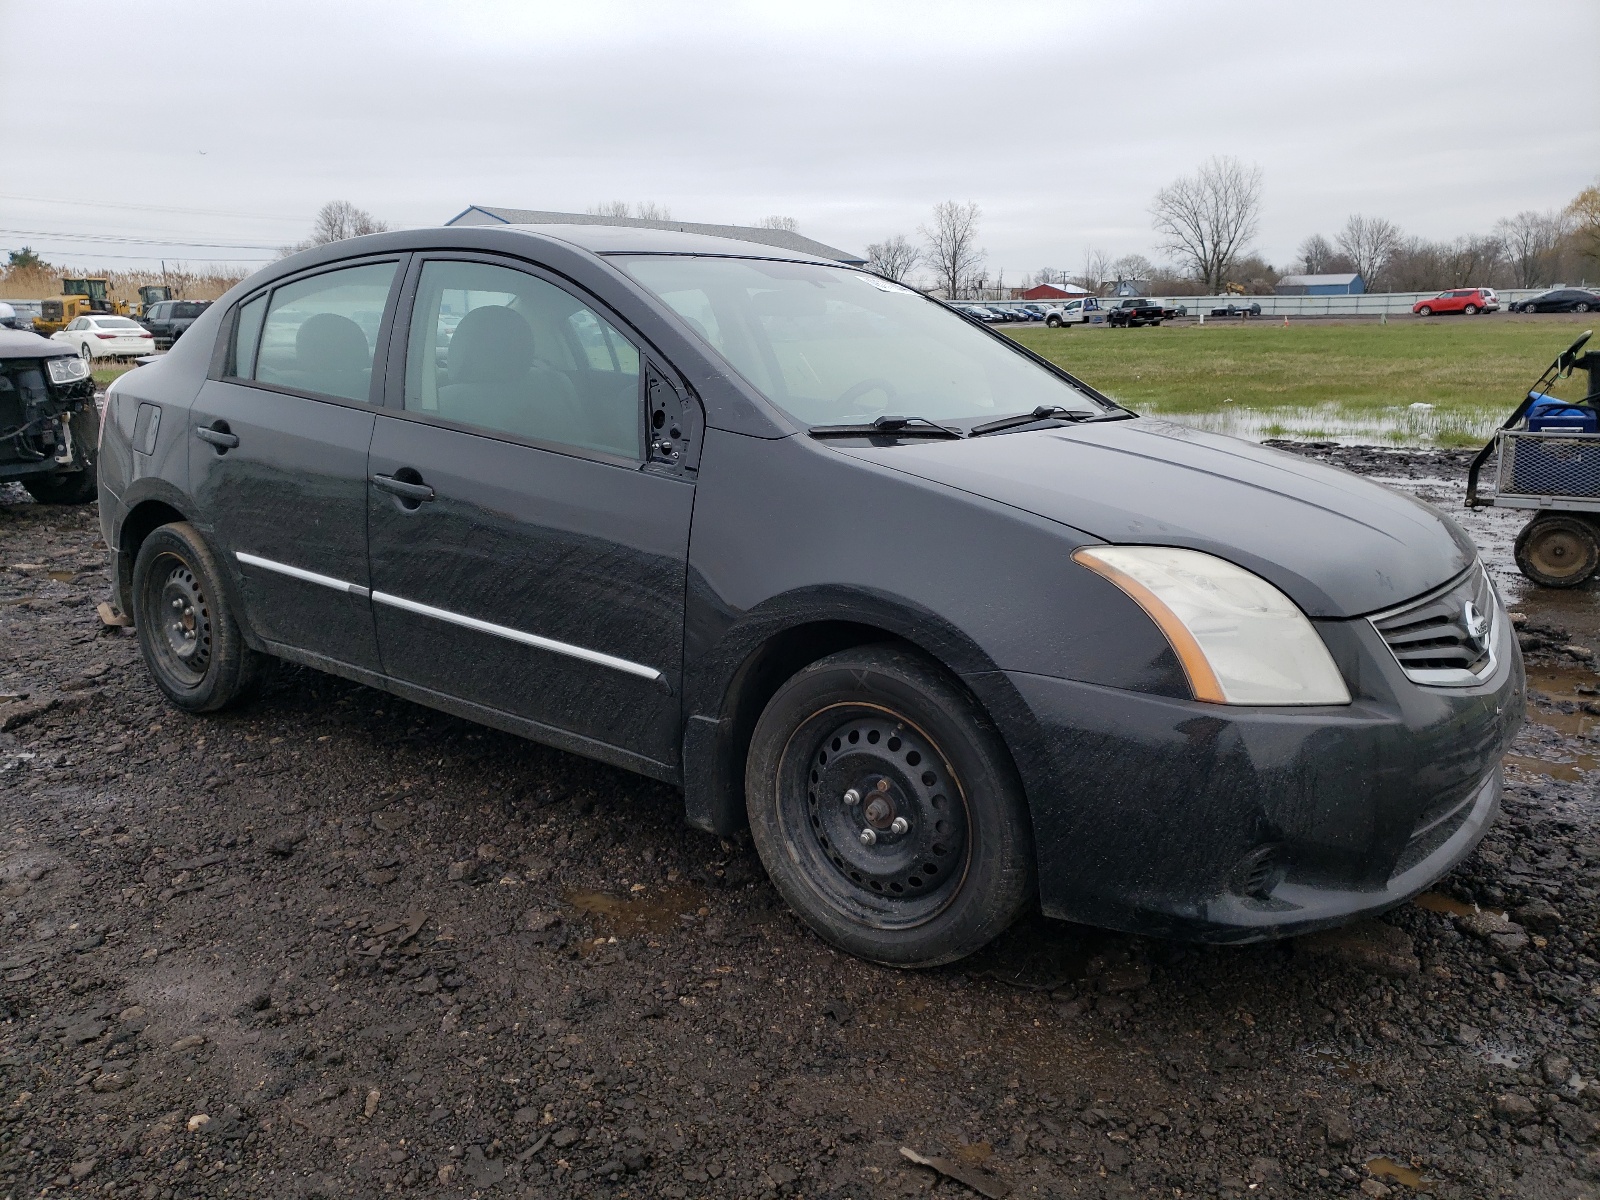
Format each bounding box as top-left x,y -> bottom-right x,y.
366,256 -> 693,773
189,258 -> 403,673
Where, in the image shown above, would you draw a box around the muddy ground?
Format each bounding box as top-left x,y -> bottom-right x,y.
1,446 -> 1598,1200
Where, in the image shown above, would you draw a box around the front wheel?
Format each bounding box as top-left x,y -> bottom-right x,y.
745,644 -> 1035,967
132,522 -> 268,712
1417,305 -> 1433,316
1045,316 -> 1061,327
78,341 -> 93,362
1515,514 -> 1600,588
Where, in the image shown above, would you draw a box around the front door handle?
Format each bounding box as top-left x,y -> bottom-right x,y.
194,422 -> 239,450
371,472 -> 436,503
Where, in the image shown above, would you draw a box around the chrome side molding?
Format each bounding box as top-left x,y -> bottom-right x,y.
233,550 -> 661,683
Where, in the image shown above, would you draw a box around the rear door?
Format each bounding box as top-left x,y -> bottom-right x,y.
365,254 -> 694,773
189,258 -> 404,673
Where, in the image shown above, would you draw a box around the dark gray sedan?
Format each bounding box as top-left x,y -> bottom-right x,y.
96,223 -> 1523,966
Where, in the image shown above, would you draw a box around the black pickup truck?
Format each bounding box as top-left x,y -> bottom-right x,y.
1105,297 -> 1165,327
139,300 -> 211,349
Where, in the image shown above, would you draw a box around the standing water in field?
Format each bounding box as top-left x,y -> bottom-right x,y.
1144,401 -> 1503,448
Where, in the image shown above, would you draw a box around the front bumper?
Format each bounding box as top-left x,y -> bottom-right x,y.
1005,613 -> 1524,942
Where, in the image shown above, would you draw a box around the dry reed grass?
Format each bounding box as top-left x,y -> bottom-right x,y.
0,261 -> 247,306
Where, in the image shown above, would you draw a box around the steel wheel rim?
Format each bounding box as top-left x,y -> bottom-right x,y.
150,554 -> 213,685
1527,526 -> 1593,581
778,703 -> 970,929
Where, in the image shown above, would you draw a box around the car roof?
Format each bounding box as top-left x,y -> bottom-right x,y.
499,222 -> 843,266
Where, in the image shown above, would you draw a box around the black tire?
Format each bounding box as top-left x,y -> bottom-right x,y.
1514,514 -> 1600,588
745,643 -> 1035,967
1577,302 -> 1592,314
1045,316 -> 1061,328
132,522 -> 267,712
1418,305 -> 1432,316
1464,304 -> 1478,315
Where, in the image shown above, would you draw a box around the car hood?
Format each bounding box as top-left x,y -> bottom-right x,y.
0,329 -> 77,359
834,418 -> 1476,618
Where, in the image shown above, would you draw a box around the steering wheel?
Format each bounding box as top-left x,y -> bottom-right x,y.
835,377 -> 899,411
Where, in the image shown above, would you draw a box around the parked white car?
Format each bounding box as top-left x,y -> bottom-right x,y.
1043,297 -> 1101,327
51,315 -> 155,360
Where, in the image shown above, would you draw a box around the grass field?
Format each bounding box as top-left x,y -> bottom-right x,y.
1007,317 -> 1595,446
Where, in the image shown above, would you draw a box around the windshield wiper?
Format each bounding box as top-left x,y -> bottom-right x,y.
809,414 -> 964,439
968,405 -> 1096,436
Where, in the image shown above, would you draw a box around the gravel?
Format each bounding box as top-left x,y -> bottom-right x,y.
2,460 -> 1600,1199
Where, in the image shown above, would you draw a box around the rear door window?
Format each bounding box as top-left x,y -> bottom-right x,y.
252,263 -> 397,403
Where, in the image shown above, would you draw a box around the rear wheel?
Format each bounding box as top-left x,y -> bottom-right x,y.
132,522 -> 267,711
745,644 -> 1035,967
1464,304 -> 1479,315
1577,302 -> 1592,313
1515,514 -> 1600,588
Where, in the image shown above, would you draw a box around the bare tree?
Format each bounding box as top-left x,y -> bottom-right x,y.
279,200 -> 390,256
1110,254 -> 1156,287
919,201 -> 985,299
586,201 -> 675,221
1335,214 -> 1402,288
1149,156 -> 1262,291
1297,234 -> 1335,274
1072,247 -> 1111,293
757,215 -> 799,232
1570,181 -> 1600,267
865,234 -> 920,283
311,200 -> 389,244
1497,210 -> 1568,287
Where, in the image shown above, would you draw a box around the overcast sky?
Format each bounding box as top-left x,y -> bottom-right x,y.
2,1 -> 1596,279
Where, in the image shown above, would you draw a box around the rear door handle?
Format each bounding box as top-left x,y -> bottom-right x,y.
194,423 -> 239,450
371,473 -> 436,503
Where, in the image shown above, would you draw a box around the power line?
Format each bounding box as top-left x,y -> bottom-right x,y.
1,246 -> 274,264
0,192 -> 304,223
0,227 -> 281,252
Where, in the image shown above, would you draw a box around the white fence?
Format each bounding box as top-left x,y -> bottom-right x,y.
983,288 -> 1563,318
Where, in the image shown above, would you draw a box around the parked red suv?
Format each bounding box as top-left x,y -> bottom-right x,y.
1413,287 -> 1498,316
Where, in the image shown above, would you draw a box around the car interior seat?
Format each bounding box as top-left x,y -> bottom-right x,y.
436,305 -> 583,445
288,313 -> 371,401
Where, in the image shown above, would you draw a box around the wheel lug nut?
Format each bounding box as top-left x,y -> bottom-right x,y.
890,817 -> 909,835
859,828 -> 877,846
842,788 -> 861,807
171,599 -> 183,610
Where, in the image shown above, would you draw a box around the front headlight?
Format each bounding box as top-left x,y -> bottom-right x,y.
47,355 -> 89,385
1073,545 -> 1352,706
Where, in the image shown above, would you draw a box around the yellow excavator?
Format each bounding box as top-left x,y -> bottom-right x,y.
32,278 -> 132,335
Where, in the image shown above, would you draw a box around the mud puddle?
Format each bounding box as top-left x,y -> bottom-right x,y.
1413,892 -> 1506,921
567,884 -> 708,941
1367,1156 -> 1437,1190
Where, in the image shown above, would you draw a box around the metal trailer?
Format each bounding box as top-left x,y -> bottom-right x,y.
1467,330 -> 1600,586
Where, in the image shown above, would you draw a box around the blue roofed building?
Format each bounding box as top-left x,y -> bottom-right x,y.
1275,273 -> 1365,296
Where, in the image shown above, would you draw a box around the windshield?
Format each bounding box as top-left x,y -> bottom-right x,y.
614,255 -> 1104,425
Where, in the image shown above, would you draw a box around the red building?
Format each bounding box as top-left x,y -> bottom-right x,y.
1019,283 -> 1090,301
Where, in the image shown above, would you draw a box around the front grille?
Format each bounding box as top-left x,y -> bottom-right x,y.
1370,565 -> 1497,686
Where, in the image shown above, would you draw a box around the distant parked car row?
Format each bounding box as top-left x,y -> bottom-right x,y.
1509,288 -> 1600,314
